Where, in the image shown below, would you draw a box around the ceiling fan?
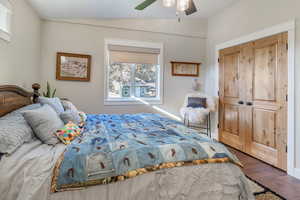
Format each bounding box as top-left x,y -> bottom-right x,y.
135,0 -> 197,16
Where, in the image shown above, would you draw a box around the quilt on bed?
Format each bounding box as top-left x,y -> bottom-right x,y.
51,113 -> 241,192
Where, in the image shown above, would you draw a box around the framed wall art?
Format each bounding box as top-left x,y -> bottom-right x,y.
171,61 -> 200,77
56,52 -> 91,81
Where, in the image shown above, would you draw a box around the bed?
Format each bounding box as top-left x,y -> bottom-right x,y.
0,84 -> 254,200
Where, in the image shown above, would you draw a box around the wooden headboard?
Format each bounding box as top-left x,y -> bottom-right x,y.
0,83 -> 40,117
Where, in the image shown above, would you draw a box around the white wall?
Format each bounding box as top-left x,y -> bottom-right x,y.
0,0 -> 41,90
40,19 -> 207,119
205,0 -> 300,168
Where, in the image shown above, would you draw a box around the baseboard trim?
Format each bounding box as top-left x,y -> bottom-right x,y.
211,132 -> 218,141
294,168 -> 300,179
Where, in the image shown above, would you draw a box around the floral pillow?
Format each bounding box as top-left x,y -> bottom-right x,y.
55,122 -> 82,145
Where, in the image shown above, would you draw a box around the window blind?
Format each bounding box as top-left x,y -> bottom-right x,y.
108,44 -> 160,65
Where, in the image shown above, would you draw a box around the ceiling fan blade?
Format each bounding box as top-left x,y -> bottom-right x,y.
185,0 -> 197,16
135,0 -> 157,10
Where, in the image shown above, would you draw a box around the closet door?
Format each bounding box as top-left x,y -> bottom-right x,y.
219,46 -> 245,151
245,33 -> 288,170
219,32 -> 288,170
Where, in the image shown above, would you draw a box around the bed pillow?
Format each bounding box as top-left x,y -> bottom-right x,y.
22,105 -> 64,145
61,100 -> 78,112
60,110 -> 81,124
39,97 -> 64,114
61,100 -> 82,118
0,113 -> 34,154
2,103 -> 41,117
55,122 -> 82,145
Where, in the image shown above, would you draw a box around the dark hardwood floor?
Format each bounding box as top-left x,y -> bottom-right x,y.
228,147 -> 300,200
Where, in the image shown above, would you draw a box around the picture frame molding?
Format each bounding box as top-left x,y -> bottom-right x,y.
56,52 -> 91,81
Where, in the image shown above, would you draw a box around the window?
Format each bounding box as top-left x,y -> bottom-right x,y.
105,40 -> 163,105
0,0 -> 11,42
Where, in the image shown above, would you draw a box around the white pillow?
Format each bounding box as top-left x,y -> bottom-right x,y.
39,97 -> 64,114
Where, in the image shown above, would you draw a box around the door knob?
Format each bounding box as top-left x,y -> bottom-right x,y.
238,101 -> 244,105
246,102 -> 253,106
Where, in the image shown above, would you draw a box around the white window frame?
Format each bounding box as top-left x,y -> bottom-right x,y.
0,0 -> 12,42
104,39 -> 164,105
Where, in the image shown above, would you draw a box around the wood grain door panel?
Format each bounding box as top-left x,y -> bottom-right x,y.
254,43 -> 277,101
224,104 -> 239,135
247,108 -> 279,166
224,53 -> 239,98
253,109 -> 276,149
220,104 -> 244,150
248,142 -> 278,166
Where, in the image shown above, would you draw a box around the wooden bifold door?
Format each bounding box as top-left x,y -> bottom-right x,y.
219,32 -> 288,170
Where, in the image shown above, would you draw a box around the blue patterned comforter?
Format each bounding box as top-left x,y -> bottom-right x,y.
51,113 -> 240,192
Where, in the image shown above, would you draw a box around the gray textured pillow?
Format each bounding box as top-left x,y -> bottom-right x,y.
22,105 -> 64,145
39,97 -> 64,114
60,110 -> 81,124
0,113 -> 34,154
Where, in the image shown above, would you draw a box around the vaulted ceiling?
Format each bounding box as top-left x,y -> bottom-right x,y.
28,0 -> 239,19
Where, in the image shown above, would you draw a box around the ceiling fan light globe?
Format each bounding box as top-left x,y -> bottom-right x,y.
163,0 -> 175,7
176,0 -> 189,12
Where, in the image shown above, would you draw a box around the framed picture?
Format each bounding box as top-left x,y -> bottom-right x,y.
56,52 -> 91,81
171,61 -> 200,77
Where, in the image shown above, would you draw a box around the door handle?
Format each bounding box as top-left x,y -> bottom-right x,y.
238,101 -> 244,105
246,102 -> 253,106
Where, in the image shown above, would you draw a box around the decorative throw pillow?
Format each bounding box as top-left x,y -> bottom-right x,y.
22,105 -> 64,145
60,110 -> 82,124
39,97 -> 64,114
55,122 -> 82,145
187,97 -> 207,108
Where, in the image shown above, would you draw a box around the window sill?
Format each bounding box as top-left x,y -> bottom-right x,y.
104,98 -> 162,106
